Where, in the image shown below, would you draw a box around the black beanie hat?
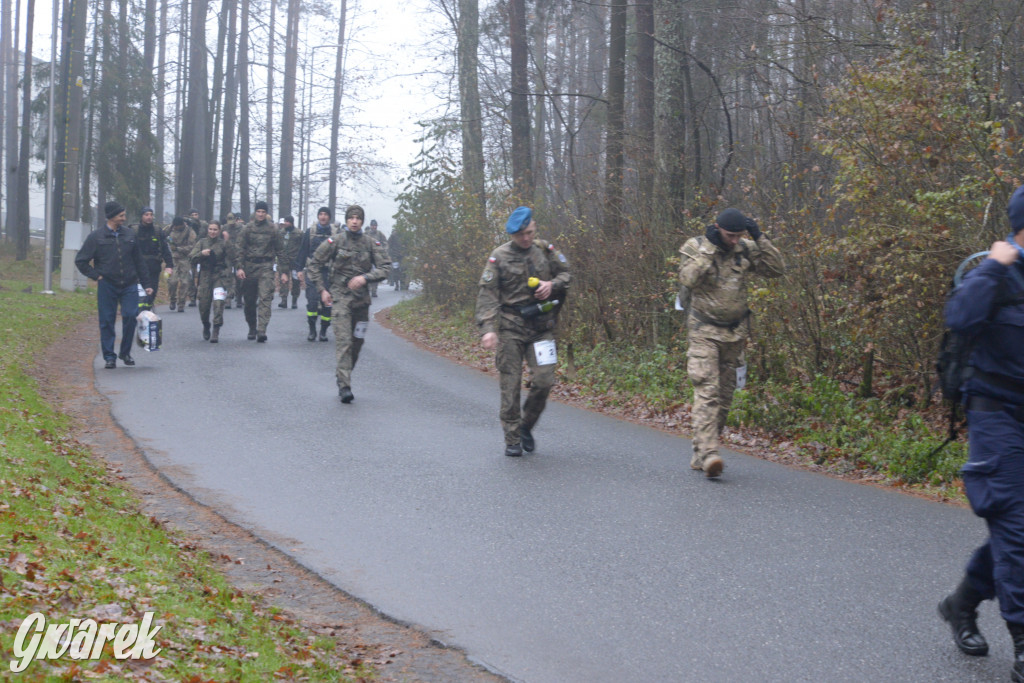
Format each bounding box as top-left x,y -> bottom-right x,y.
1008,186 -> 1024,234
171,216 -> 185,227
105,201 -> 125,219
345,205 -> 365,221
317,206 -> 331,219
255,200 -> 269,212
715,208 -> 748,233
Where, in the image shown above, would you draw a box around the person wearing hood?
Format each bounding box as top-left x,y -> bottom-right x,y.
677,207 -> 784,478
939,185 -> 1024,682
132,206 -> 173,311
306,205 -> 390,403
294,206 -> 337,342
74,201 -> 154,369
165,216 -> 198,312
276,215 -> 302,309
235,200 -> 283,342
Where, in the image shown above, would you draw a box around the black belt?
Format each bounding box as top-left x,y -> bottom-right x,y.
691,309 -> 749,331
967,395 -> 1024,422
246,256 -> 273,263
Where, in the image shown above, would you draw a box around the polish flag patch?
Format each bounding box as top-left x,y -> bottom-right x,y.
488,257 -> 497,263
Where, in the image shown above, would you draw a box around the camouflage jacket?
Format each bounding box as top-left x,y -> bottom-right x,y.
475,238 -> 571,337
236,218 -> 283,272
678,233 -> 785,342
278,227 -> 303,274
164,224 -> 197,267
188,236 -> 233,288
306,229 -> 391,307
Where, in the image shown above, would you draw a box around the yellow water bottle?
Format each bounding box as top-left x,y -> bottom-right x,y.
528,277 -> 540,289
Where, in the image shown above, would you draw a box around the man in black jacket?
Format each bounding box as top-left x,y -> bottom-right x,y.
75,201 -> 154,369
133,206 -> 173,311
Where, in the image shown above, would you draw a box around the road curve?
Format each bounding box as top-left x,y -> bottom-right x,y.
95,288 -> 1002,682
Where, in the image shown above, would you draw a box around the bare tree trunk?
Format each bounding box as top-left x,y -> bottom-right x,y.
458,0 -> 484,223
4,0 -> 19,239
219,0 -> 238,218
0,0 -> 8,236
208,0 -> 230,216
604,0 -> 625,234
635,0 -> 654,206
13,0 -> 33,260
173,0 -> 188,214
155,0 -> 167,220
509,0 -> 532,201
265,0 -> 275,214
278,0 -> 300,214
530,0 -> 547,200
237,0 -> 250,217
56,0 -> 88,249
82,3 -> 99,225
654,0 -> 686,224
328,0 -> 346,216
184,0 -> 211,215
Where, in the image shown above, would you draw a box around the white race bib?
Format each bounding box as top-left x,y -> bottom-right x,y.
391,262 -> 400,269
736,364 -> 747,391
534,339 -> 557,366
354,321 -> 369,339
213,287 -> 227,301
273,263 -> 278,272
137,283 -> 146,297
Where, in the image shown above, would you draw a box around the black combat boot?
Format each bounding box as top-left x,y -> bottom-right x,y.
319,320 -> 330,341
188,300 -> 197,307
278,297 -> 287,309
938,577 -> 989,656
1007,621 -> 1024,682
291,295 -> 298,309
210,325 -> 220,343
307,317 -> 318,342
247,324 -> 257,341
202,321 -> 211,340
504,443 -> 523,457
339,386 -> 354,404
520,425 -> 535,453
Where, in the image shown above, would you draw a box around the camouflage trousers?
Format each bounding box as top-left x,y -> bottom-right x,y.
241,265 -> 276,334
332,300 -> 369,389
197,276 -> 226,327
278,273 -> 300,303
686,334 -> 745,468
497,330 -> 557,446
167,264 -> 195,307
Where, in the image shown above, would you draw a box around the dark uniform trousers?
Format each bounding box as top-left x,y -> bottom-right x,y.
963,405 -> 1024,625
97,279 -> 140,361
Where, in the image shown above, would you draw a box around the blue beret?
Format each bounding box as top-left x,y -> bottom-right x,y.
1009,185 -> 1024,233
506,206 -> 533,234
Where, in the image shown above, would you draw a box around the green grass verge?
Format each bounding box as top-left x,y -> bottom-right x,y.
389,296 -> 967,494
0,248 -> 373,680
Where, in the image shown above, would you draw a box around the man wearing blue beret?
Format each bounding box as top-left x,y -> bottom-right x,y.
475,206 -> 571,456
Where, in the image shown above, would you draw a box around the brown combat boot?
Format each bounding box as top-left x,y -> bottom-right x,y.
703,455 -> 724,478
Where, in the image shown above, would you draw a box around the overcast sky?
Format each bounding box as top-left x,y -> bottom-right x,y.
23,0 -> 452,237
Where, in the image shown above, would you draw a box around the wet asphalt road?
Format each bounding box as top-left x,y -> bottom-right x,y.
95,287 -> 1006,682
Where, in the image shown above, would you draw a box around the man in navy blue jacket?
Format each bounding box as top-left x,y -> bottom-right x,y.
940,185 -> 1024,682
75,201 -> 154,368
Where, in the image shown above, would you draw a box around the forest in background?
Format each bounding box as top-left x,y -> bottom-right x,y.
392,0 -> 1024,425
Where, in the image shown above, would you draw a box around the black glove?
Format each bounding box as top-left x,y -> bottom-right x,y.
745,217 -> 762,240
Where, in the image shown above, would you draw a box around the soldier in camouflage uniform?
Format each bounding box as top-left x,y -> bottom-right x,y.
165,216 -> 197,312
365,219 -> 388,297
306,205 -> 390,404
189,220 -> 232,342
235,201 -> 283,342
222,213 -> 241,308
276,215 -> 302,308
678,207 -> 785,477
476,206 -> 570,457
185,210 -> 207,306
